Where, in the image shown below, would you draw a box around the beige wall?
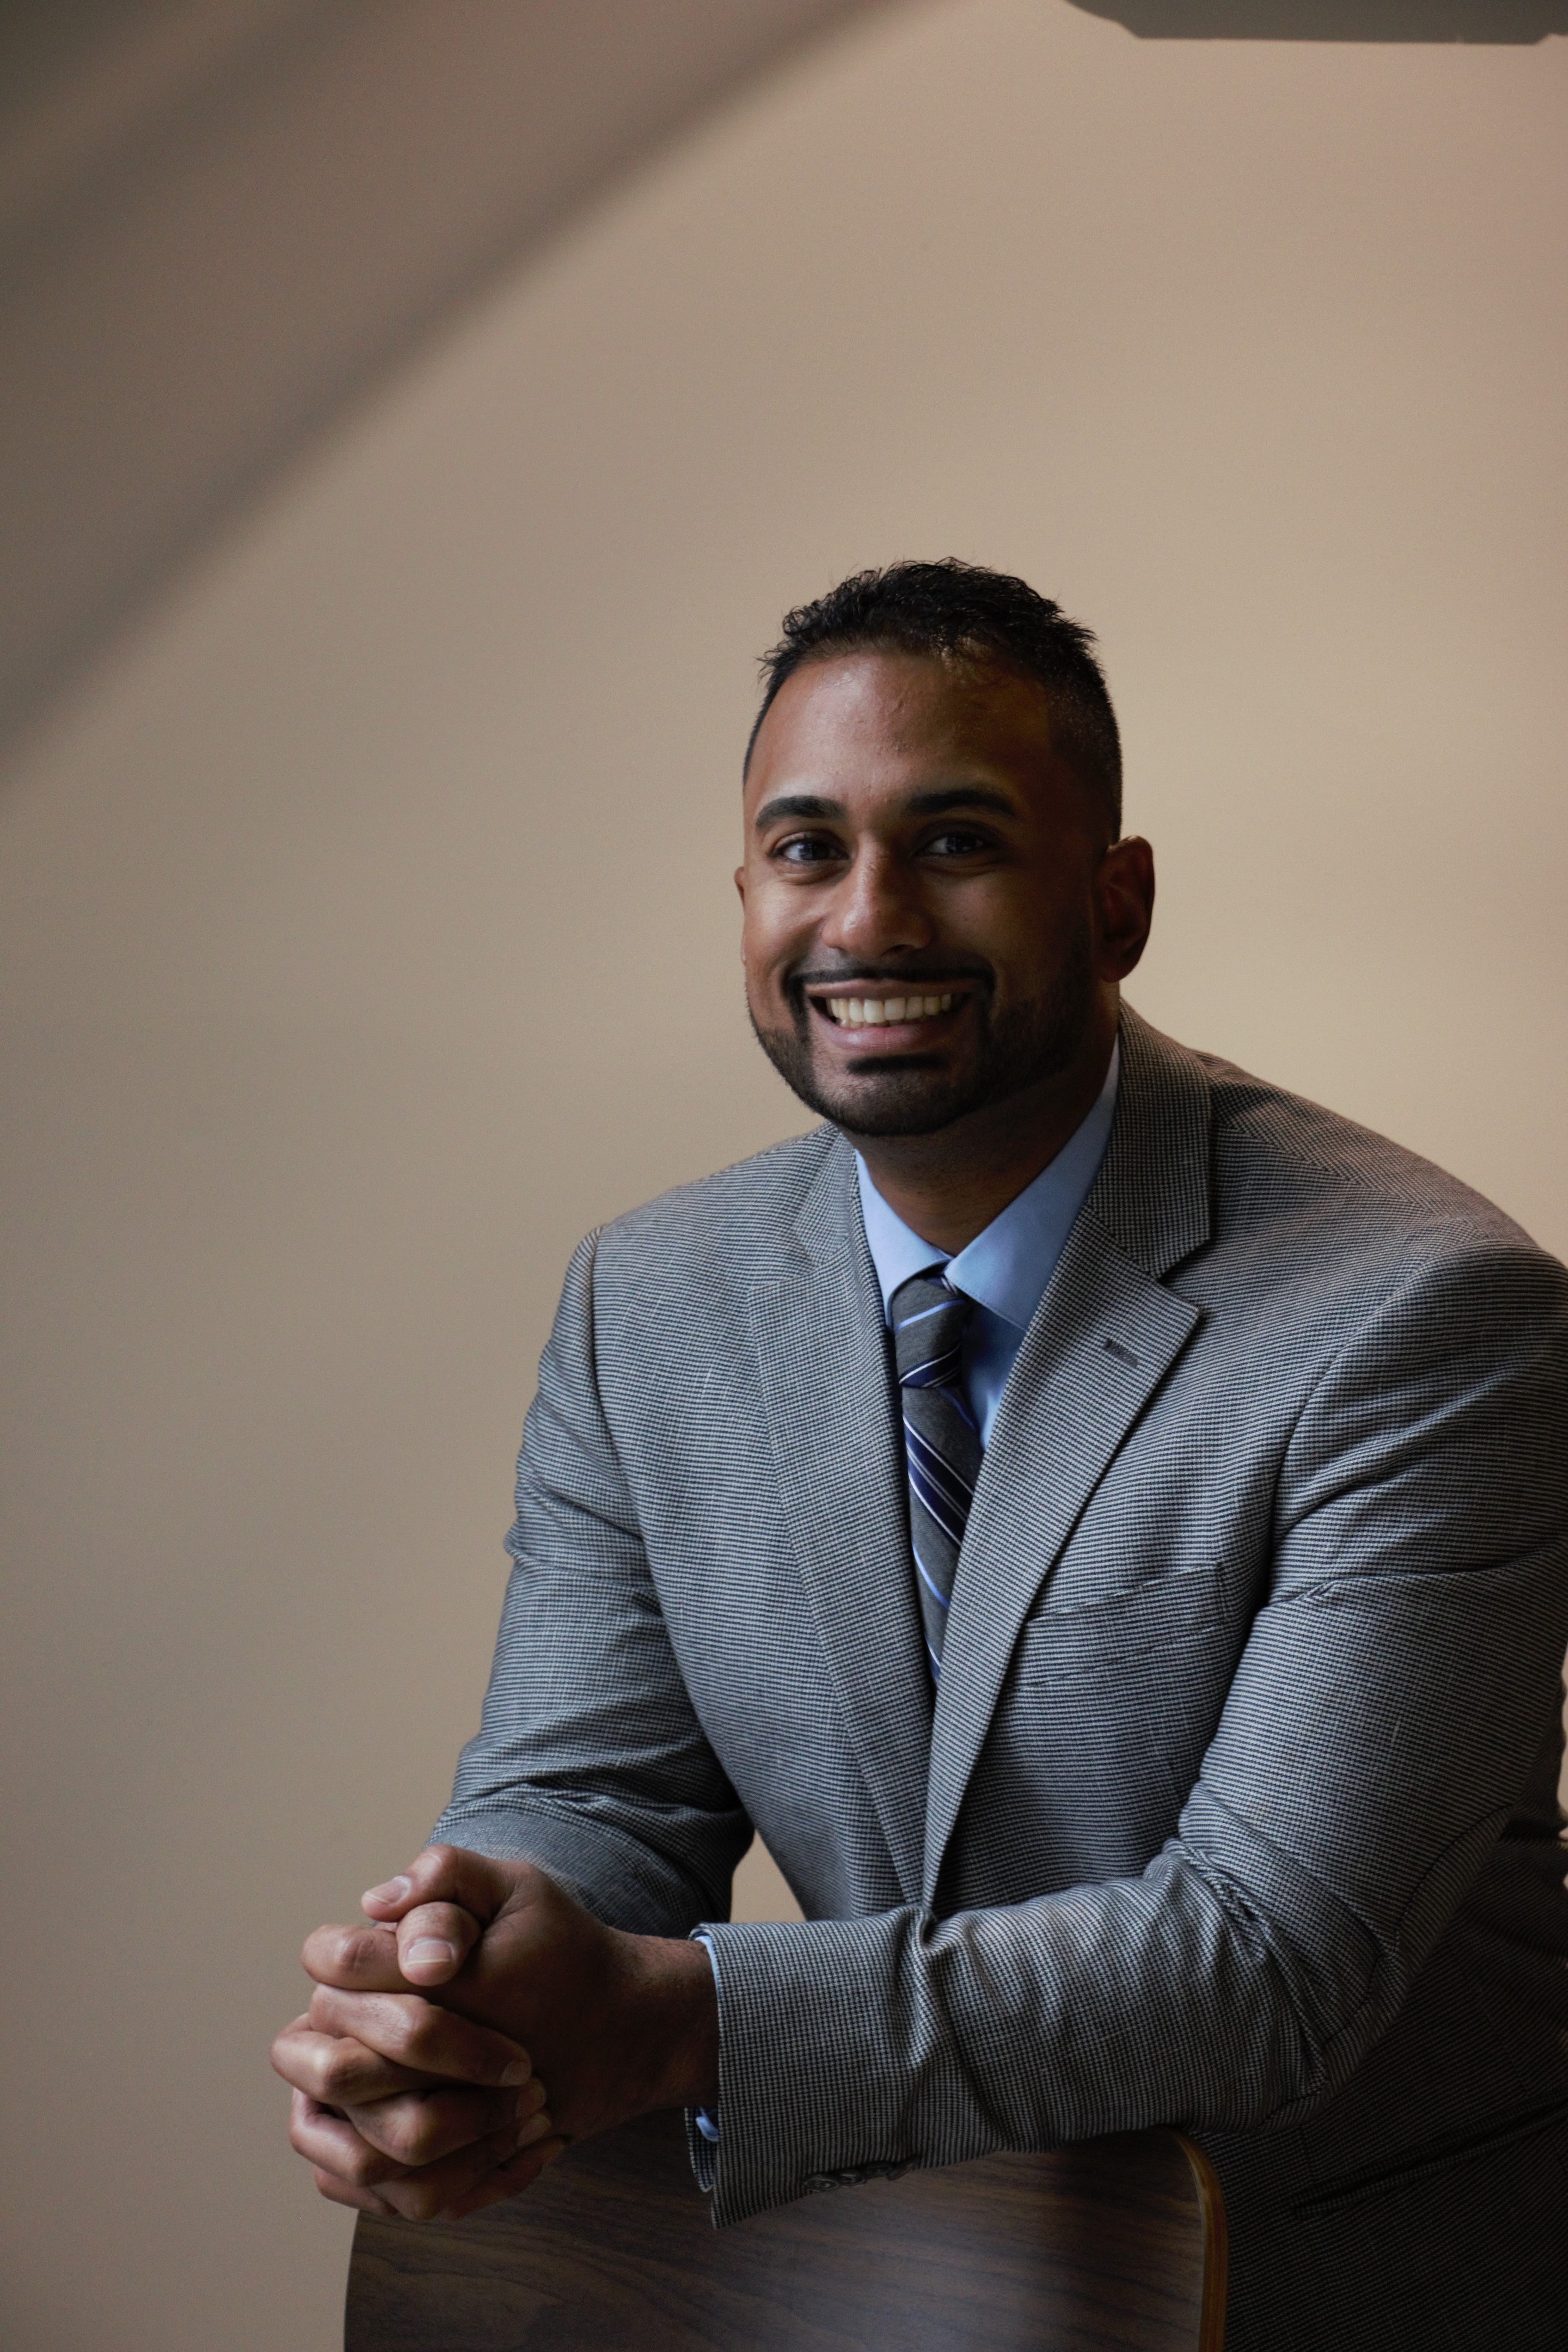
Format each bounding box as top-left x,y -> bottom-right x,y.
2,3 -> 1565,2345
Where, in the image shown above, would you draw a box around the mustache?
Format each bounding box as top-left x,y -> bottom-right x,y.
787,962 -> 993,993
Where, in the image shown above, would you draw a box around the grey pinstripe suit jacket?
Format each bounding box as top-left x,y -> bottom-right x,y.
436,1008 -> 1568,2352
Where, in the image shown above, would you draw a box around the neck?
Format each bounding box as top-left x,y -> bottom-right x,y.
850,1020 -> 1116,1256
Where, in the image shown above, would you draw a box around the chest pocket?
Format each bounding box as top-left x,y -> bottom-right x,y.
1015,1559 -> 1223,1678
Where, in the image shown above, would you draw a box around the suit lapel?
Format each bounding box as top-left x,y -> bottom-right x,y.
923,1009 -> 1213,1899
751,1136 -> 932,1904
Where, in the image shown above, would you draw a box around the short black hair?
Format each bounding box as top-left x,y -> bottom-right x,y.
746,558 -> 1122,837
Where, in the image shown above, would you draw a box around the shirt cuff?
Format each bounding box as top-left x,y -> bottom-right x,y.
691,1932 -> 721,2143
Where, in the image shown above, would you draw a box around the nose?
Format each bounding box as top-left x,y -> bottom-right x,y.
820,842 -> 935,962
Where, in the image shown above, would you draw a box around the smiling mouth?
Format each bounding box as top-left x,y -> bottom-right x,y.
818,991 -> 957,1029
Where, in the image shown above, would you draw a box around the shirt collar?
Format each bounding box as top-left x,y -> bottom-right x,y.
856,1038 -> 1120,1331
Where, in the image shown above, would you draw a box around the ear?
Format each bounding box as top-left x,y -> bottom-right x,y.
1095,836 -> 1155,981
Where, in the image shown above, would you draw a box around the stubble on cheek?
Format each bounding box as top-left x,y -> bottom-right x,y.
744,980 -> 818,1109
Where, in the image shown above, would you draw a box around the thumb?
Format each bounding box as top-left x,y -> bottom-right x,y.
361,1844 -> 525,1930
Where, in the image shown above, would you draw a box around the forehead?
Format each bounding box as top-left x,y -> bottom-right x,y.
745,651 -> 1059,806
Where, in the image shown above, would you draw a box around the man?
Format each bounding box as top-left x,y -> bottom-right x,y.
273,562 -> 1568,2350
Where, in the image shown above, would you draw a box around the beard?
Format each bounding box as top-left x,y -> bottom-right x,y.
749,919 -> 1098,1139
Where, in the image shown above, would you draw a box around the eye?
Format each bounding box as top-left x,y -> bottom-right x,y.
925,827 -> 993,857
773,833 -> 845,866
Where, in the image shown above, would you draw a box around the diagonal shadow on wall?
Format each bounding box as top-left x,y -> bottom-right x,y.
3,0 -> 1563,748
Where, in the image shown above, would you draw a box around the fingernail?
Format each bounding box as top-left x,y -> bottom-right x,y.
540,2139 -> 566,2168
515,2079 -> 546,2119
499,2058 -> 531,2087
407,1936 -> 457,1969
517,2109 -> 554,2149
362,1875 -> 412,1908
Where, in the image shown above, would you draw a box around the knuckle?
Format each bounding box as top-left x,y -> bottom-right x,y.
373,2103 -> 426,2163
306,1985 -> 341,2032
394,2003 -> 443,2064
413,1846 -> 458,1896
318,2045 -> 362,2101
339,1927 -> 384,1974
390,2177 -> 444,2223
342,2138 -> 393,2187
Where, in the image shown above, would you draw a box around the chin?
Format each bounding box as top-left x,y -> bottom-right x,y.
819,1064 -> 979,1139
750,1011 -> 989,1136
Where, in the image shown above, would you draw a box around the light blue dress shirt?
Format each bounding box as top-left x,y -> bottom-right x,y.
856,1040 -> 1121,1440
694,1044 -> 1120,2148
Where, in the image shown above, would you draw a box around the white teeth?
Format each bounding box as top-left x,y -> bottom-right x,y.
824,992 -> 959,1028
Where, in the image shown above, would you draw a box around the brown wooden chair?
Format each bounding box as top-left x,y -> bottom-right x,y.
346,2110 -> 1226,2350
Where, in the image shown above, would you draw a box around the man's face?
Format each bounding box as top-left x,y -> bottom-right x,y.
736,651 -> 1150,1139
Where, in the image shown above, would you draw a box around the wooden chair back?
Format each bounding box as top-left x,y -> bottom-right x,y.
346,2109 -> 1226,2350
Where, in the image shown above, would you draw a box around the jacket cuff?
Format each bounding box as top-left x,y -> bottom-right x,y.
695,1910 -> 995,2225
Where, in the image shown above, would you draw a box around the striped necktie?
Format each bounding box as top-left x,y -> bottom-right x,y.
891,1269 -> 983,1681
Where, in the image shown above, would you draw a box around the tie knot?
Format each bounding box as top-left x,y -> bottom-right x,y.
890,1269 -> 971,1388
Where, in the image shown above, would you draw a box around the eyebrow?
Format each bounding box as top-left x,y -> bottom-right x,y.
752,784 -> 1020,833
753,794 -> 842,830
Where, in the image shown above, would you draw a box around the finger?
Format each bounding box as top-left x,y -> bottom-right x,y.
361,1844 -> 519,1928
359,1870 -> 416,1919
341,2076 -> 548,2170
304,1986 -> 533,2086
395,1901 -> 482,1988
373,2107 -> 556,2225
272,2017 -> 447,2107
302,1919 -> 409,1994
288,2088 -> 408,2190
312,2166 -> 398,2216
440,2133 -> 569,2223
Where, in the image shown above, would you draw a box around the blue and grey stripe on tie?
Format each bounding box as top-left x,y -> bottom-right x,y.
890,1268 -> 983,1679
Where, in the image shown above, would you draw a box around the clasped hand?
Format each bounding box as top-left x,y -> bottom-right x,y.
271,1846 -> 719,2223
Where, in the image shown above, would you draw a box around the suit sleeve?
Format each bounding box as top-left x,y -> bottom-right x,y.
697,1236 -> 1568,2223
431,1230 -> 753,1934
